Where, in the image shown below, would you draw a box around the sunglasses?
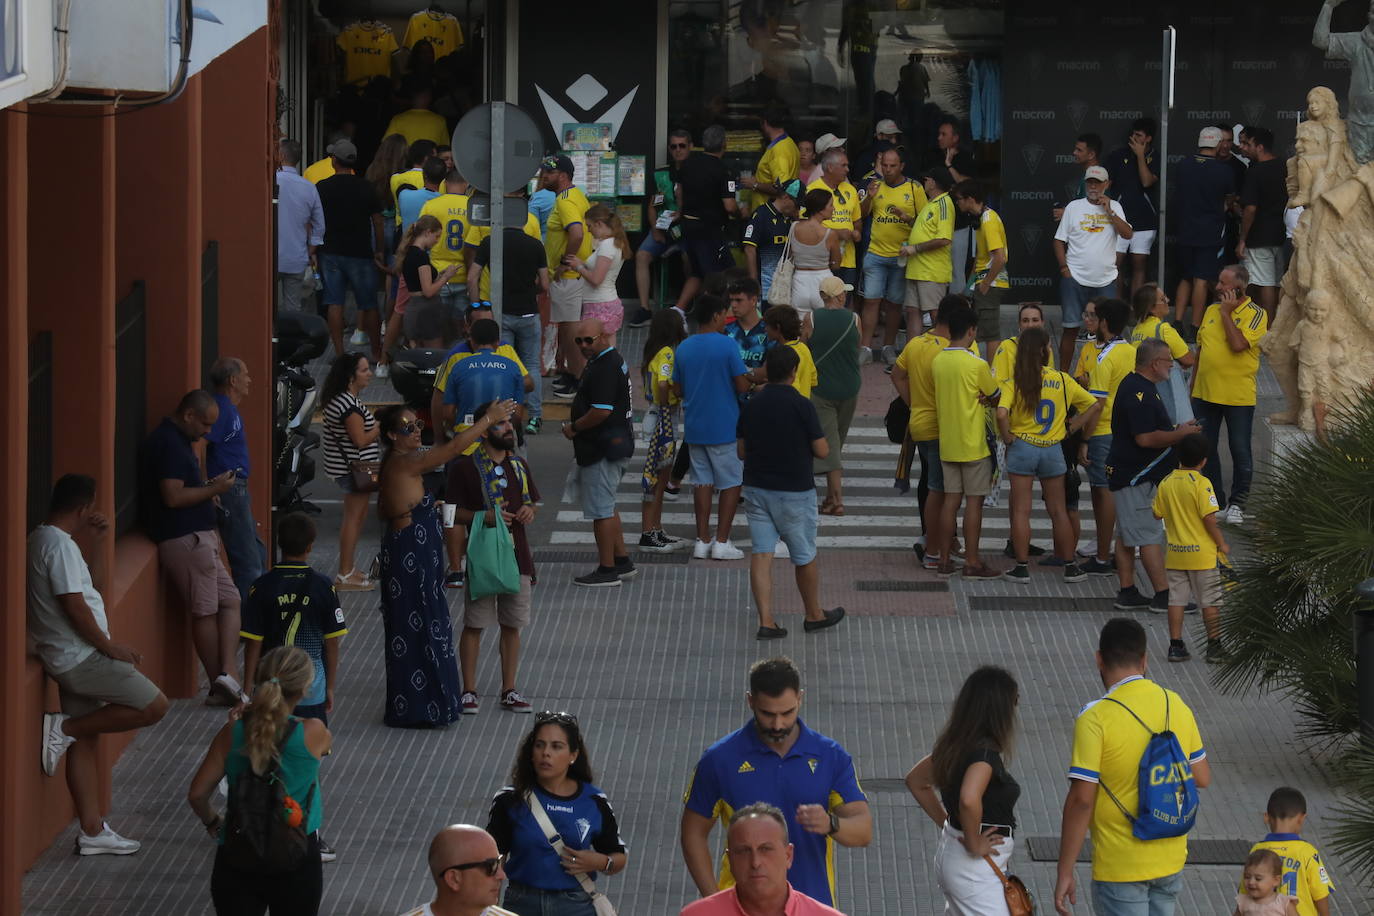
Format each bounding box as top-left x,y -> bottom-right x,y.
574,335 -> 600,345
669,142 -> 688,149
536,710 -> 579,726
445,853 -> 508,878
399,418 -> 425,435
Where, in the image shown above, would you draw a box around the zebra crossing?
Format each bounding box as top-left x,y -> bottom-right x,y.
547,419 -> 1098,552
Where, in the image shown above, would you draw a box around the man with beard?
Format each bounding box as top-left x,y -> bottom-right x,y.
681,657 -> 872,909
446,405 -> 540,716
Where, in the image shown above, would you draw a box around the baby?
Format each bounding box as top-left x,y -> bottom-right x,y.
1235,849 -> 1299,916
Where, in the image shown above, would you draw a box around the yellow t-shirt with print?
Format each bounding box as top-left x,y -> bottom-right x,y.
1193,299 -> 1268,407
419,193 -> 470,281
1086,339 -> 1136,437
867,179 -> 926,257
390,169 -> 426,224
895,332 -> 947,442
336,22 -> 398,86
383,109 -> 450,150
1151,468 -> 1220,571
1129,315 -> 1190,360
1074,340 -> 1101,385
999,368 -> 1095,447
932,346 -> 999,462
464,214 -> 544,300
991,337 -> 1055,386
806,178 -> 860,268
906,193 -> 954,283
973,207 -> 1010,289
546,186 -> 594,279
1068,676 -> 1207,883
402,10 -> 464,58
647,346 -> 680,407
1245,836 -> 1334,916
784,339 -> 818,399
750,134 -> 801,211
303,157 -> 334,185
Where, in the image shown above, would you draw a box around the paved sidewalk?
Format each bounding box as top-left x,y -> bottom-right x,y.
23,314 -> 1360,914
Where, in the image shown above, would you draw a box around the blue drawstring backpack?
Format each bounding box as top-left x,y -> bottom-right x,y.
1100,687 -> 1199,841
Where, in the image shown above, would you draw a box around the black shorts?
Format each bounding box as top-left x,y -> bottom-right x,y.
1176,243 -> 1224,283
682,229 -> 733,278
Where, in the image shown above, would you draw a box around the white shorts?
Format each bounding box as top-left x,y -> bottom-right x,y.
549,278 -> 584,323
1243,245 -> 1283,287
1115,229 -> 1156,255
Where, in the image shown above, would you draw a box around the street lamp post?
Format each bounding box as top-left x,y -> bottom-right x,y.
1356,577 -> 1374,742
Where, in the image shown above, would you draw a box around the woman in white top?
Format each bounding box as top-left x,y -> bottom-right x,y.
788,187 -> 841,328
320,352 -> 382,590
566,203 -> 631,348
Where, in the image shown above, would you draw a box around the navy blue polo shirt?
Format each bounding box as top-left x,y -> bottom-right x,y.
140,418 -> 216,542
206,393 -> 250,479
1174,154 -> 1236,246
683,718 -> 866,908
1105,145 -> 1160,231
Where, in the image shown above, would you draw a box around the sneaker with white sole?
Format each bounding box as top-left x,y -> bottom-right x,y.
881,345 -> 897,366
1003,563 -> 1030,583
709,540 -> 745,561
213,673 -> 249,705
772,541 -> 791,559
638,531 -> 676,553
350,329 -> 368,346
1222,504 -> 1246,524
42,713 -> 76,777
693,539 -> 713,559
318,837 -> 338,862
76,823 -> 141,856
375,362 -> 390,379
500,689 -> 533,713
460,691 -> 480,715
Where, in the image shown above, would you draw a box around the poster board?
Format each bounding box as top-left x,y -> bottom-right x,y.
560,122 -> 613,151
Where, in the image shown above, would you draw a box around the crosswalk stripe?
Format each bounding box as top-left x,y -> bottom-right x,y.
553,510 -> 1088,534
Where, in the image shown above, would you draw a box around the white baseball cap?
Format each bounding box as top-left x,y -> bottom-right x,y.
874,119 -> 901,136
814,133 -> 847,154
1084,165 -> 1109,182
1198,126 -> 1224,149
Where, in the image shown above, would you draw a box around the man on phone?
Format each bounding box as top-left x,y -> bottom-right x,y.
1053,166 -> 1133,370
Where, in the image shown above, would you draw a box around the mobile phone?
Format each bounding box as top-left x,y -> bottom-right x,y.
981,822 -> 1013,837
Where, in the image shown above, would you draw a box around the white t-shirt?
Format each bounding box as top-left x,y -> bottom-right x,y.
1054,197 -> 1127,288
398,906 -> 516,916
583,236 -> 624,303
26,524 -> 108,674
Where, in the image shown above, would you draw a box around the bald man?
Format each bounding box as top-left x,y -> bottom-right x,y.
561,319 -> 637,587
399,824 -> 514,916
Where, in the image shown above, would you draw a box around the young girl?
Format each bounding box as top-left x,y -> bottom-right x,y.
1234,849 -> 1300,916
1128,283 -> 1196,424
638,310 -> 688,552
395,213 -> 458,348
566,203 -> 631,348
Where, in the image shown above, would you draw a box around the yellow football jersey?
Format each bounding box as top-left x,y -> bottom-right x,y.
336,22 -> 397,86
1152,468 -> 1221,571
545,186 -> 594,279
402,10 -> 464,58
866,179 -> 925,257
1086,339 -> 1136,437
906,193 -> 954,283
419,193 -> 470,280
999,368 -> 1095,447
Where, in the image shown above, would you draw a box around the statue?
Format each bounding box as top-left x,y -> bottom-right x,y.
1313,0 -> 1374,164
1264,80 -> 1374,436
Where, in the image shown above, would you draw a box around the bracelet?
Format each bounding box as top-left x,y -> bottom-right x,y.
605,854 -> 613,873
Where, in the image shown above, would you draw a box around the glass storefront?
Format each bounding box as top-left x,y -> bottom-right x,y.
668,0 -> 1004,181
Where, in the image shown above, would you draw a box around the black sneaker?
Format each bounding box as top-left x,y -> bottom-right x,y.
1205,639 -> 1228,663
626,307 -> 653,328
614,557 -> 638,581
637,531 -> 675,554
1003,563 -> 1030,584
1063,563 -> 1087,583
912,541 -> 926,562
574,567 -> 622,587
445,570 -> 464,589
803,607 -> 846,632
756,624 -> 788,640
1167,641 -> 1191,663
319,836 -> 338,863
1080,558 -> 1116,576
1148,590 -> 1170,614
1114,587 -> 1150,610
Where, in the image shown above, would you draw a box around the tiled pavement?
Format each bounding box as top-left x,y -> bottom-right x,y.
23,310 -> 1363,914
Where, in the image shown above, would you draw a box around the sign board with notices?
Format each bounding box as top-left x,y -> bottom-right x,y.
560,122 -> 613,151
565,150 -> 619,198
616,155 -> 646,196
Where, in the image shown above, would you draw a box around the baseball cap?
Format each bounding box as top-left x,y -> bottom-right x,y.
814,133 -> 847,155
329,138 -> 358,165
782,179 -> 803,200
539,154 -> 575,177
818,276 -> 854,298
1197,126 -> 1224,149
875,118 -> 902,136
1084,165 -> 1109,182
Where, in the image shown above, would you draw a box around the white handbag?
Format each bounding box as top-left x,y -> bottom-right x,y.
768,229 -> 795,306
525,793 -> 617,916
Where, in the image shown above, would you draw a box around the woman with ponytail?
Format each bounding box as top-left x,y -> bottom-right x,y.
189,646 -> 332,915
396,212 -> 458,347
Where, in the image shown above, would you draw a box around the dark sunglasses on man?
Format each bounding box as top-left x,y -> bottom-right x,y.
445,852 -> 508,878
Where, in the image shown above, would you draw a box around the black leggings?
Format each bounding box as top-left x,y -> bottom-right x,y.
211,834 -> 322,916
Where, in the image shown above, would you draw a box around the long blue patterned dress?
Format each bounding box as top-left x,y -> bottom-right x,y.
379,493 -> 461,727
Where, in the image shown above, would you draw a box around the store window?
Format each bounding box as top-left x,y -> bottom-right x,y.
668,0 -> 1003,182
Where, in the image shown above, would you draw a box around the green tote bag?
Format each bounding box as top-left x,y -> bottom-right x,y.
466,509 -> 521,599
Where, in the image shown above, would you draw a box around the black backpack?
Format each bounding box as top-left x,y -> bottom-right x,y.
885,396 -> 910,444
222,719 -> 315,874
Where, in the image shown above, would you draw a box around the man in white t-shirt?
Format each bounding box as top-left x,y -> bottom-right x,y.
1053,164 -> 1133,369
398,824 -> 515,916
27,474 -> 169,855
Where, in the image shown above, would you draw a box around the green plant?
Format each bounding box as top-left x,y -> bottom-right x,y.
1212,390 -> 1374,882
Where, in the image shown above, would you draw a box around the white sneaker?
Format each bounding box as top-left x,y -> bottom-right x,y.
859,346 -> 873,365
710,540 -> 745,561
881,345 -> 897,366
41,713 -> 75,777
773,541 -> 791,559
1223,504 -> 1246,524
693,539 -> 713,559
350,329 -> 368,346
922,312 -> 933,328
375,362 -> 390,380
214,673 -> 249,705
77,823 -> 141,856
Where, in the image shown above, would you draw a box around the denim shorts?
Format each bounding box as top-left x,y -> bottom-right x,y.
335,474 -> 359,494
689,441 -> 744,490
743,486 -> 818,565
1060,276 -> 1116,329
1087,433 -> 1112,488
320,254 -> 378,309
861,251 -> 906,303
916,439 -> 944,492
577,458 -> 626,521
1091,871 -> 1182,916
504,880 -> 596,916
638,233 -> 680,259
1005,437 -> 1068,478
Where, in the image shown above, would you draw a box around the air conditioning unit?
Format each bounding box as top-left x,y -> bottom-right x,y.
0,0 -> 56,110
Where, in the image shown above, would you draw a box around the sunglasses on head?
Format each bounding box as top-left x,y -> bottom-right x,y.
399,418 -> 425,435
536,710 -> 579,726
445,852 -> 508,878
574,335 -> 600,345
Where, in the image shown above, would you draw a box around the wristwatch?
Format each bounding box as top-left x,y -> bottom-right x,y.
827,811 -> 840,836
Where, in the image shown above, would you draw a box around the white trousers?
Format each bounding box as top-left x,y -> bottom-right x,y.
791,269 -> 832,321
934,822 -> 1015,915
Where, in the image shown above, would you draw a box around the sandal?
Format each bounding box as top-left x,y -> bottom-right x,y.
820,502 -> 845,516
335,569 -> 376,591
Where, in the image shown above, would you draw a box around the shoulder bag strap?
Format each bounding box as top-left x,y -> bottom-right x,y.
982,853 -> 1012,888
811,316 -> 852,367
525,792 -> 602,899
1096,695 -> 1158,823
779,225 -> 794,264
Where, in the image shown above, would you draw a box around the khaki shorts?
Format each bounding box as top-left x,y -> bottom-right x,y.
905,279 -> 946,312
549,278 -> 584,323
941,457 -> 993,496
54,651 -> 163,718
1167,567 -> 1222,609
158,530 -> 239,618
462,575 -> 533,629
